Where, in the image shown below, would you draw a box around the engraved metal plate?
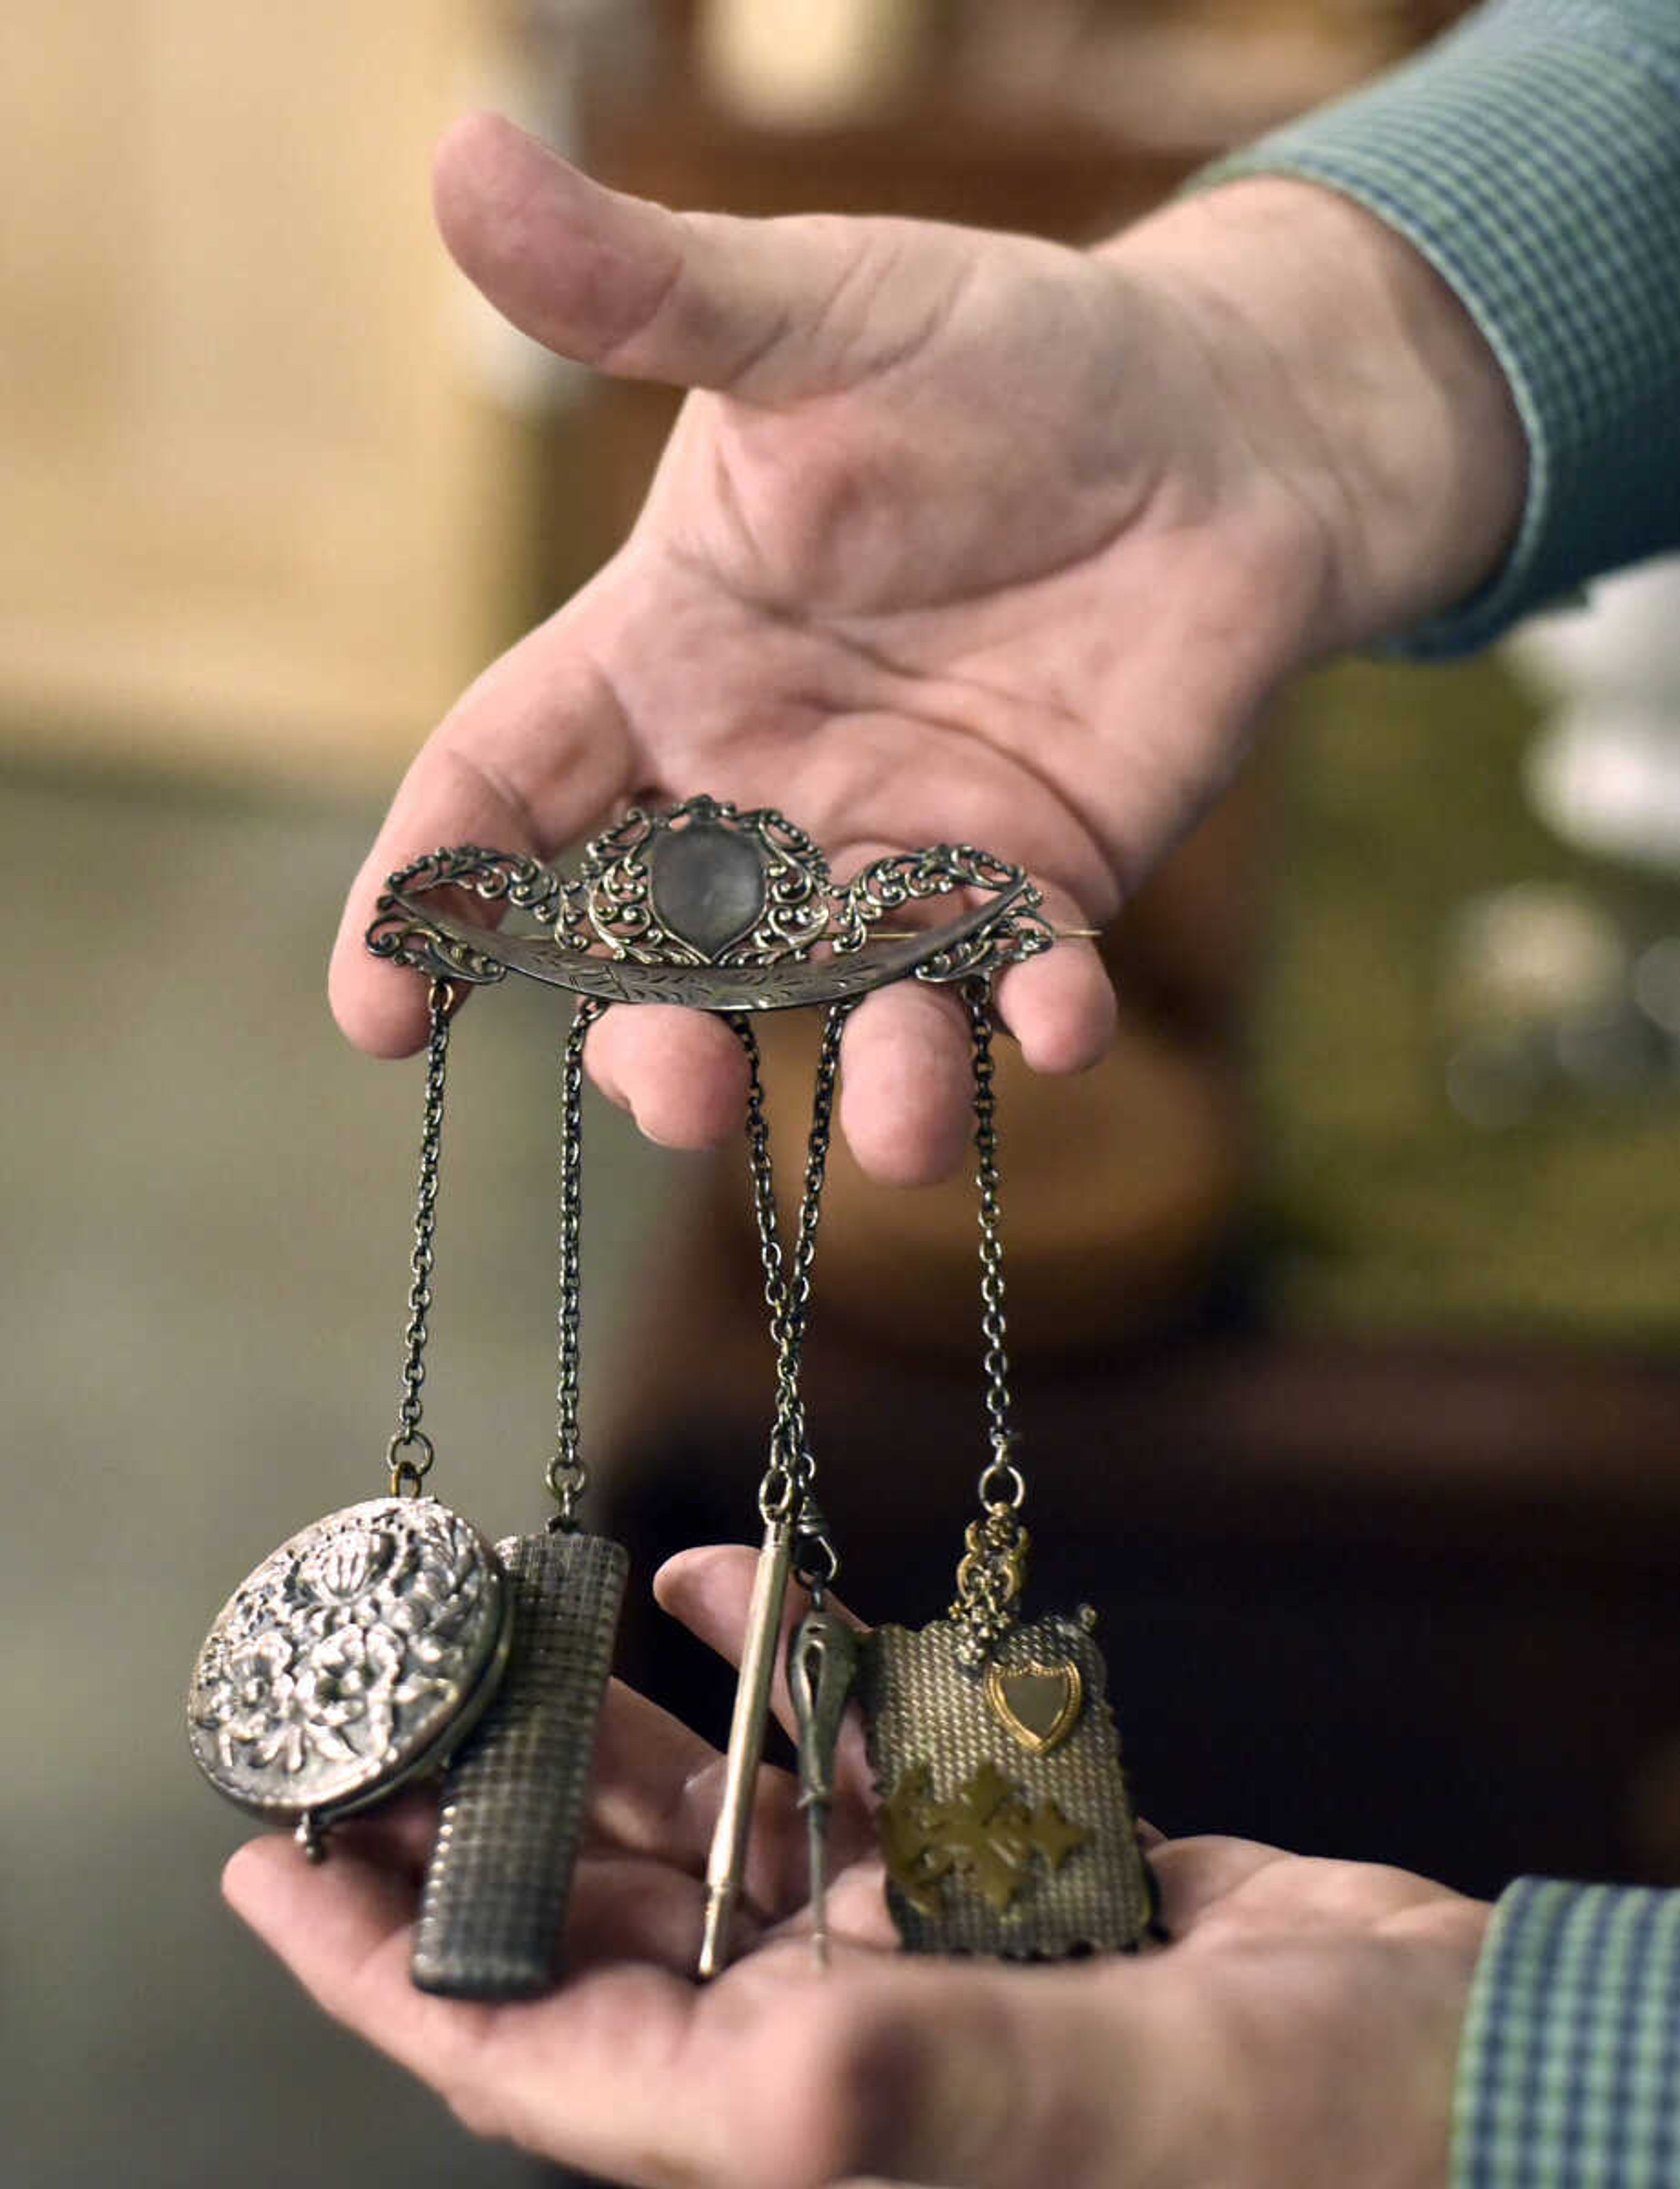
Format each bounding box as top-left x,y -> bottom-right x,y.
860,1608 -> 1153,1957
365,797 -> 1055,1010
187,1497 -> 511,1832
411,1528 -> 627,1999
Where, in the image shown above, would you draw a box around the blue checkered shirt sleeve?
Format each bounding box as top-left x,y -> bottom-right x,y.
1453,1879 -> 1680,2186
1192,0 -> 1680,657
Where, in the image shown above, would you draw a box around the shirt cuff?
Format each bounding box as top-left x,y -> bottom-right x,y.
1189,0 -> 1680,658
1453,1877 -> 1680,2186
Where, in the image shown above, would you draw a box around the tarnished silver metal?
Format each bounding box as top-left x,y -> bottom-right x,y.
347,796 -> 1150,1979
189,989 -> 516,1860
861,1605 -> 1152,1958
547,996 -> 602,1524
699,1515 -> 794,1981
187,1497 -> 511,1848
363,798 -> 1054,1010
788,1601 -> 863,1968
948,981 -> 1030,1671
390,983 -> 454,1494
412,1528 -> 627,1997
695,1002 -> 850,1979
734,1002 -> 850,1530
850,974 -> 1156,1958
405,992 -> 630,1996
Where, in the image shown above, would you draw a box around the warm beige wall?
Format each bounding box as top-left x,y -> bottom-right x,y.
0,0 -> 536,792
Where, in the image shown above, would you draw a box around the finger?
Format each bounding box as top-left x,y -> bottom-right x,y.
587,1676 -> 808,1920
1146,1836 -> 1296,1937
224,1834 -> 712,2180
837,979 -> 974,1186
556,1852 -> 728,1976
590,1676 -> 799,1908
432,114 -> 969,406
586,1677 -> 722,1872
223,1836 -> 438,2049
654,1544 -> 868,1741
329,1787 -> 442,1884
228,1831 -> 901,2189
584,1004 -> 750,1149
770,1855 -> 900,1956
992,874 -> 1116,1076
830,864 -> 1113,1186
655,1546 -> 878,1852
328,590 -> 636,1056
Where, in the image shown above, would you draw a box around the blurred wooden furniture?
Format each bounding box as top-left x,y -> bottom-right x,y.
0,0 -> 540,792
0,0 -> 1466,793
574,0 -> 1680,1908
602,1264 -> 1680,1898
570,4 -> 1324,1352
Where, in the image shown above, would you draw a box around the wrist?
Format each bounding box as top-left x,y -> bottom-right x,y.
1096,179 -> 1526,655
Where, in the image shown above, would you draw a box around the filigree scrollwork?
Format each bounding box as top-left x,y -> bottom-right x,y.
570,797 -> 834,967
833,845 -> 1057,981
365,845 -> 562,987
365,797 -> 1058,1010
840,844 -> 1026,928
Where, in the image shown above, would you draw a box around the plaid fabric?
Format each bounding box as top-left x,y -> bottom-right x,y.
1193,0 -> 1680,658
1453,1879 -> 1680,2185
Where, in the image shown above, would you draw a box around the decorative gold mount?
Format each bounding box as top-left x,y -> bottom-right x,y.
984,1657 -> 1084,1756
878,1759 -> 1089,1916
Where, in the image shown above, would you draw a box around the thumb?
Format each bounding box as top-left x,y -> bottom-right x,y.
654,1545 -> 877,1819
432,111 -> 961,403
654,1543 -> 870,1730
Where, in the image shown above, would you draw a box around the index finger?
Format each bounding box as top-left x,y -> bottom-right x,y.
328,588 -> 636,1057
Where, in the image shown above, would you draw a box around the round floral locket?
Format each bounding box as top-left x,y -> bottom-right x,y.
188,1497 -> 511,1843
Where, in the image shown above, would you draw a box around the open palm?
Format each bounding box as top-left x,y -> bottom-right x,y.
329,116 -> 1338,1181
228,1546 -> 1485,2189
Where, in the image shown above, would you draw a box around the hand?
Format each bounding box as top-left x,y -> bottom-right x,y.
329,116 -> 1522,1184
226,1545 -> 1490,2189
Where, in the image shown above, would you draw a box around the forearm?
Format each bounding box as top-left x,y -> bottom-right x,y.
1169,0 -> 1680,658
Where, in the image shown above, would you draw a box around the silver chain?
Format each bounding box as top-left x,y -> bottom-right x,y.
969,981 -> 1019,1495
950,977 -> 1028,1667
732,1003 -> 852,1576
547,996 -> 604,1525
388,981 -> 453,1495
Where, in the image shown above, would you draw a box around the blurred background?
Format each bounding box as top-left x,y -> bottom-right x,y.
10,3 -> 1680,2185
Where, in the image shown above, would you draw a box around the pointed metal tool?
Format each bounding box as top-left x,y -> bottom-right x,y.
698,1516 -> 794,1979
788,1599 -> 862,1967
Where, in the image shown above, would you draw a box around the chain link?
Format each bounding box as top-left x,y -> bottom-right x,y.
546,996 -> 604,1525
388,981 -> 454,1495
949,978 -> 1029,1666
731,1003 -> 852,1561
969,981 -> 1015,1464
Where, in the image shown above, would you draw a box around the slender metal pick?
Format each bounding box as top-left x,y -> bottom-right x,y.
788,1602 -> 862,1967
